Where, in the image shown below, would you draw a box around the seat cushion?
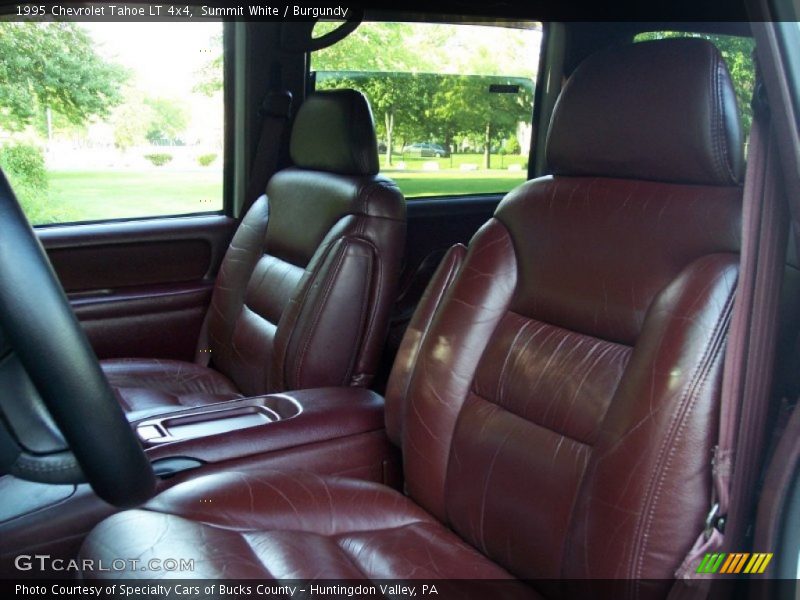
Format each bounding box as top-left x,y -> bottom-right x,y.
79,470 -> 533,592
102,359 -> 242,417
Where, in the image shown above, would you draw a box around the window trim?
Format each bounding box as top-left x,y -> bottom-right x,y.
531,22 -> 565,178
222,20 -> 239,219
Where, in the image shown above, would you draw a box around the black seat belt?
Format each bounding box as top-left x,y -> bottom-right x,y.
243,66 -> 293,216
196,69 -> 292,366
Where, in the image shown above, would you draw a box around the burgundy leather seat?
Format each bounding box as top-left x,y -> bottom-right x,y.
81,39 -> 743,595
102,90 -> 406,415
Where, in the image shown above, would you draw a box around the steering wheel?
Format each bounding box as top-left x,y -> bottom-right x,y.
0,171 -> 155,508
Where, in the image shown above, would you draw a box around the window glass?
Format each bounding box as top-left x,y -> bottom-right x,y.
312,22 -> 542,198
0,22 -> 224,226
634,31 -> 756,136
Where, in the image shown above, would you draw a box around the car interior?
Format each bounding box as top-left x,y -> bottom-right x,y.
1,3 -> 800,598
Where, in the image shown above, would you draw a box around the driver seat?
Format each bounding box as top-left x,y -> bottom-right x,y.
80,39 -> 743,596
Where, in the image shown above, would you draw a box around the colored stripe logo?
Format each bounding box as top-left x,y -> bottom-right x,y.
696,552 -> 773,574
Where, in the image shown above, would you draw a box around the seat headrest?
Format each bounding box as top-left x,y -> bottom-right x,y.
546,38 -> 744,186
290,89 -> 380,176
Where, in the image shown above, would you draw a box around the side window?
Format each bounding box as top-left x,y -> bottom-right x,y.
0,22 -> 225,226
311,22 -> 542,198
634,31 -> 756,137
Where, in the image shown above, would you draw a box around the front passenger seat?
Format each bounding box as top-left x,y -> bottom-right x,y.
82,39 -> 742,596
102,90 -> 406,415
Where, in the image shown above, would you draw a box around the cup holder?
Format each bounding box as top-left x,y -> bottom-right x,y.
136,394 -> 302,444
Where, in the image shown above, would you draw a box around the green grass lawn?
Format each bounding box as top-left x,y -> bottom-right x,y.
387,169 -> 526,197
27,157 -> 527,225
380,152 -> 527,171
40,170 -> 224,224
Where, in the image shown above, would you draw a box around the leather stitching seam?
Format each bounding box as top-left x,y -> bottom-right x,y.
344,234 -> 379,385
630,274 -> 735,589
277,232 -> 339,389
292,240 -> 349,388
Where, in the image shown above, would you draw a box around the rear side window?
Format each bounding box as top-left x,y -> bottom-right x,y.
634,31 -> 756,136
311,21 -> 542,199
0,22 -> 225,226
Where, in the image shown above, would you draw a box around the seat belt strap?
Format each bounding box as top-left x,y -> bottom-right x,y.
243,89 -> 293,215
197,69 -> 292,365
670,75 -> 787,595
197,89 -> 292,367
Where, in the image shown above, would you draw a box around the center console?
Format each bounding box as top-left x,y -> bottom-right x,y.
132,387 -> 399,482
136,395 -> 301,445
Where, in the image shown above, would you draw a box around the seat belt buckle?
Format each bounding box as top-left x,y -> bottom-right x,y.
703,502 -> 726,540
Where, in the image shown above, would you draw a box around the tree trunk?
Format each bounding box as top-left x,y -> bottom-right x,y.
385,110 -> 394,166
483,122 -> 492,170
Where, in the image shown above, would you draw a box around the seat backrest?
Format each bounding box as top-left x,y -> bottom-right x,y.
206,90 -> 405,396
386,39 -> 743,594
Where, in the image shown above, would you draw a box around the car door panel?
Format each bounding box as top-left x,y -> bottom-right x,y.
70,282 -> 214,361
37,215 -> 235,361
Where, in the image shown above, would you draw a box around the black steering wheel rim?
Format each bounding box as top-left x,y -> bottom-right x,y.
0,170 -> 155,508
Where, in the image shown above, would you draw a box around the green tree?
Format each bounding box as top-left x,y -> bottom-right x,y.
143,98 -> 189,143
0,22 -> 128,131
313,21 -> 540,78
313,22 -> 429,72
112,100 -> 152,151
503,135 -> 522,155
358,75 -> 404,165
194,33 -> 224,96
0,143 -> 65,224
431,76 -> 533,168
